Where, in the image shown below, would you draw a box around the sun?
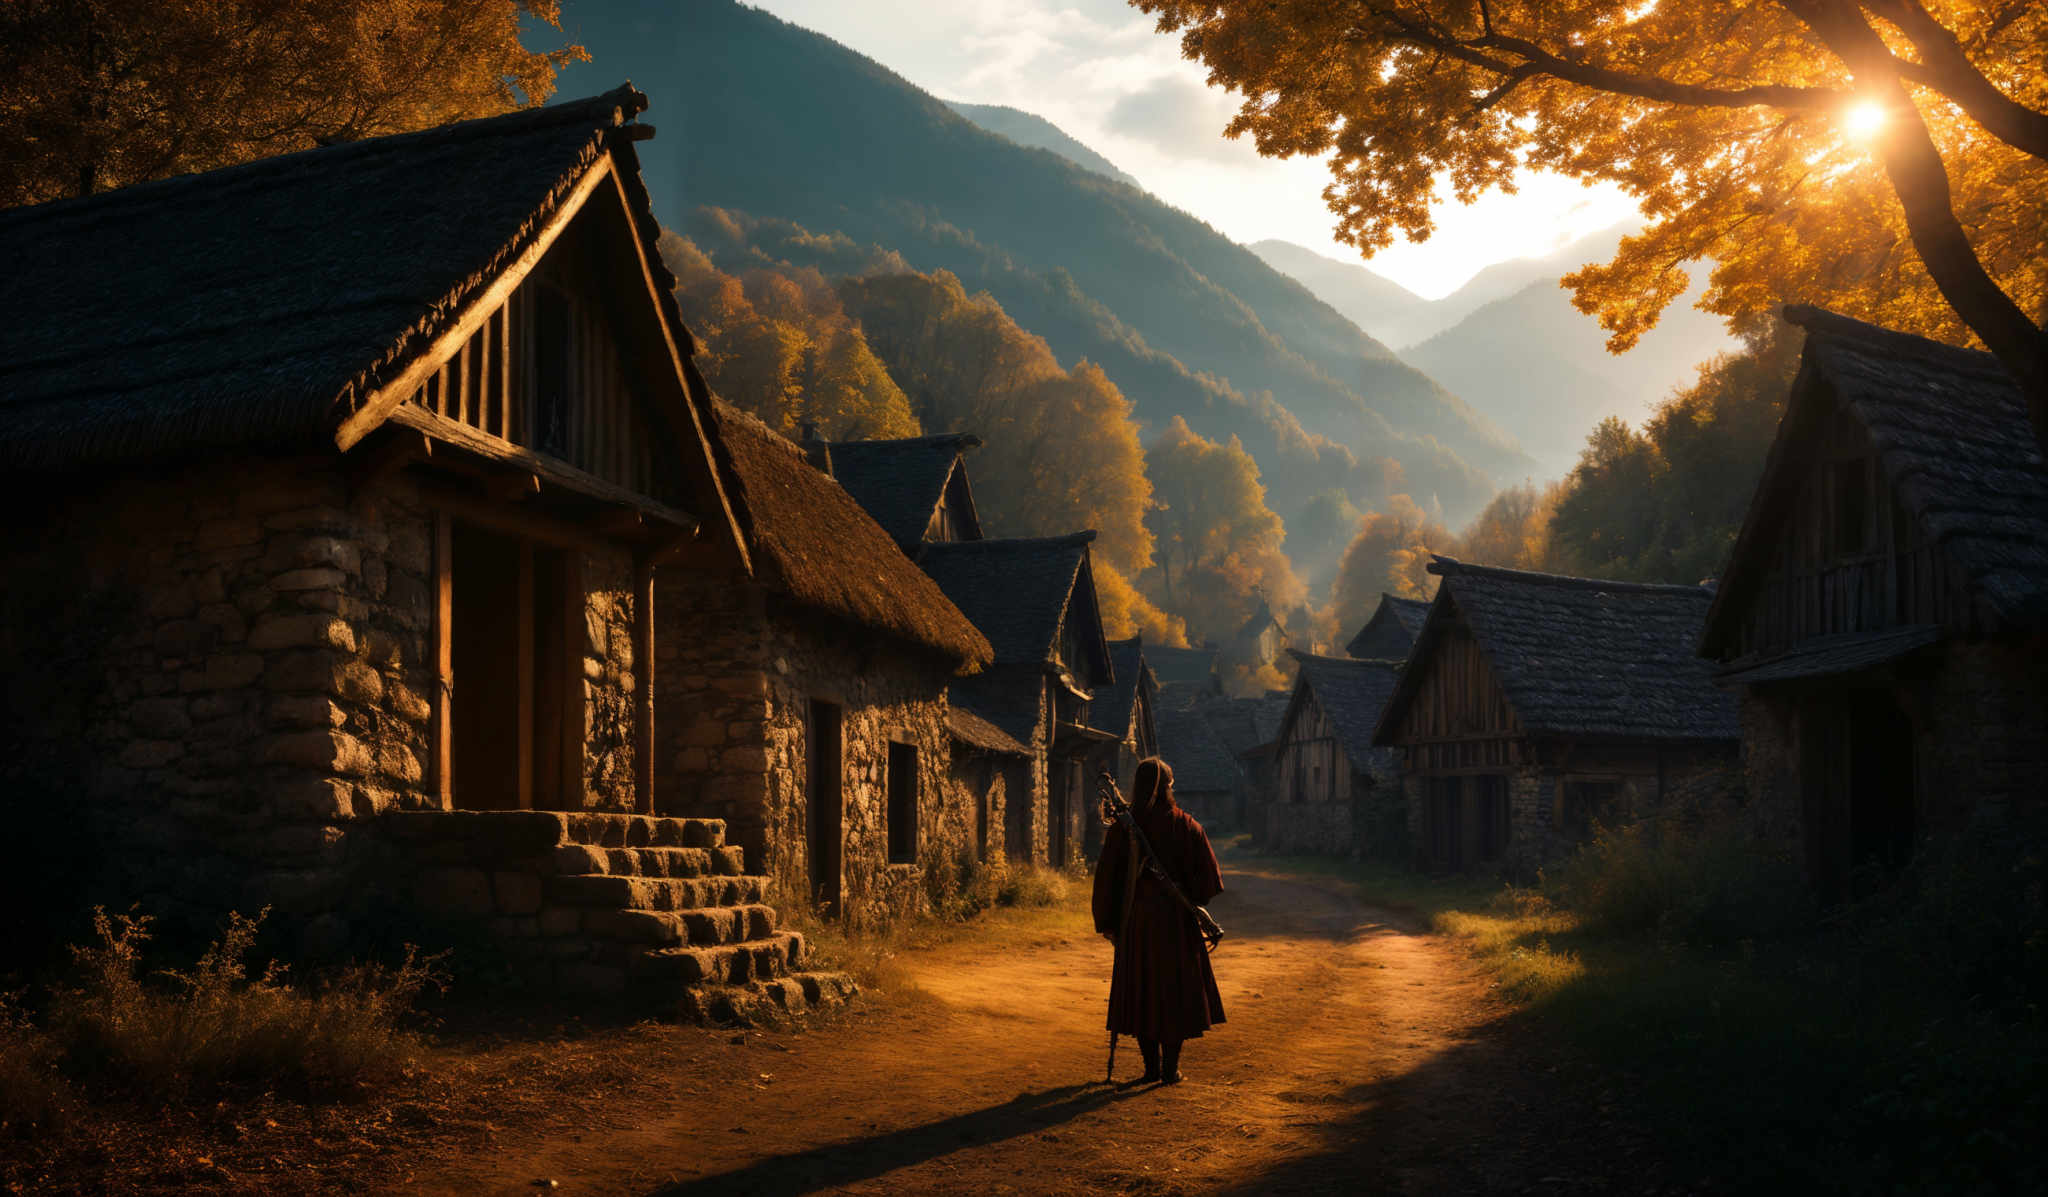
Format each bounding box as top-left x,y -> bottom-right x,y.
1843,100 -> 1888,138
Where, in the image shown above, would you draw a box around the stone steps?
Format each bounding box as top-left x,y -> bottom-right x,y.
630,929 -> 807,986
546,873 -> 772,911
675,972 -> 860,1025
550,843 -> 749,878
581,904 -> 778,948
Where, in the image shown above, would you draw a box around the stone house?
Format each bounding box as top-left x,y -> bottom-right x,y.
1266,652 -> 1403,857
651,403 -> 992,926
1147,645 -> 1223,710
1699,308 -> 2048,901
1345,593 -> 1429,660
920,532 -> 1114,868
1372,558 -> 1740,875
1080,636 -> 1160,858
945,706 -> 1034,867
0,88 -> 853,1009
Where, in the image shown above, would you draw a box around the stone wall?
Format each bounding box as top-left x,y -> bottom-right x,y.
652,571 -> 966,926
581,554 -> 640,809
0,458 -> 645,955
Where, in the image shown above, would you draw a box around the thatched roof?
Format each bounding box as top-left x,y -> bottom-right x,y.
947,706 -> 1031,757
948,666 -> 1046,748
828,434 -> 983,549
1283,651 -> 1402,772
1378,557 -> 1738,744
1152,703 -> 1241,795
1345,594 -> 1429,660
0,87 -> 695,474
708,402 -> 991,670
1089,637 -> 1155,741
1703,307 -> 2048,651
917,532 -> 1110,678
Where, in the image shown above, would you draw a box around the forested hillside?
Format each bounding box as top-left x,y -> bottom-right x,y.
553,0 -> 1528,526
945,102 -> 1140,189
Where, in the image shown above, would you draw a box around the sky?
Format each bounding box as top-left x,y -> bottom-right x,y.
748,0 -> 1644,300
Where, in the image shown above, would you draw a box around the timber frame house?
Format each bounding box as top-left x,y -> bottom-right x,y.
1373,558 -> 1739,875
1265,652 -> 1402,856
1345,593 -> 1429,661
1700,308 -> 2048,901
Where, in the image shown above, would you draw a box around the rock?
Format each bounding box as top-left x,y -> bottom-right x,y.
270,695 -> 346,729
264,729 -> 375,775
416,867 -> 494,918
494,871 -> 544,915
181,654 -> 264,692
271,567 -> 347,592
249,614 -> 355,653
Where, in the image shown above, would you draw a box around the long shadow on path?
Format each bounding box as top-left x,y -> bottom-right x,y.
648,1082 -> 1145,1196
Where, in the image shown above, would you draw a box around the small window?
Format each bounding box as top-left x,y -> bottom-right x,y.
887,741 -> 918,864
533,285 -> 572,458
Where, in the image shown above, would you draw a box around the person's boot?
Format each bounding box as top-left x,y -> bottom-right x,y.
1161,1039 -> 1183,1084
1137,1038 -> 1160,1083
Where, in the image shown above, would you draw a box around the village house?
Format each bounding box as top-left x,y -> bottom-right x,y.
919,532 -> 1114,868
1373,558 -> 1740,875
1080,636 -> 1160,857
1214,596 -> 1289,690
1265,652 -> 1404,856
1345,593 -> 1430,660
650,403 -> 992,927
0,87 -> 855,1011
1147,644 -> 1223,710
1151,702 -> 1244,830
1699,307 -> 2048,901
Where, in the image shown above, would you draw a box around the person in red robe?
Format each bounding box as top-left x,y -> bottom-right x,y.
1091,757 -> 1225,1084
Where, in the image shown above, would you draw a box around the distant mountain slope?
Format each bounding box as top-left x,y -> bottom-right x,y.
554,1 -> 1531,523
1249,239 -> 1430,347
946,101 -> 1140,189
1400,273 -> 1734,476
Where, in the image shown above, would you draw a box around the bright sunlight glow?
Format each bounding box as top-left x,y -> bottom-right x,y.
1844,100 -> 1888,138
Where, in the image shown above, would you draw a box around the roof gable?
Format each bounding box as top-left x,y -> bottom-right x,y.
1089,637 -> 1155,741
1344,593 -> 1429,659
1281,651 -> 1401,770
707,403 -> 990,669
1702,307 -> 2048,651
827,434 -> 983,549
1378,557 -> 1738,743
917,532 -> 1105,673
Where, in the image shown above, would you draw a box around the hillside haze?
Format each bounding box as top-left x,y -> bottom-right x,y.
946,101 -> 1141,189
554,1 -> 1532,526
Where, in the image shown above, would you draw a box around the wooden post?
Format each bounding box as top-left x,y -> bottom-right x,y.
634,556 -> 655,815
433,510 -> 455,810
560,553 -> 586,808
516,541 -> 535,811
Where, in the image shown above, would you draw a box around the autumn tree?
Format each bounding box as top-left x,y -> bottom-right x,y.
1326,493 -> 1457,633
0,0 -> 584,207
1134,0 -> 2048,451
659,233 -> 919,440
1094,559 -> 1192,647
1458,481 -> 1563,572
1143,417 -> 1305,641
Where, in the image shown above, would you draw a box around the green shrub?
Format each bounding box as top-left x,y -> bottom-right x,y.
50,907 -> 441,1100
1549,819 -> 1809,943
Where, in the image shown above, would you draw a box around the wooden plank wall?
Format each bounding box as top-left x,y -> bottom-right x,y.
1733,401 -> 1972,658
404,241 -> 665,502
1277,692 -> 1346,803
1392,622 -> 1526,774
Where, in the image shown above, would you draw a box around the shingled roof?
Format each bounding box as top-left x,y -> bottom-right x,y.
1344,594 -> 1430,660
1378,557 -> 1738,744
709,402 -> 990,670
1145,645 -> 1218,688
1283,652 -> 1402,771
0,87 -> 702,473
1152,703 -> 1241,795
827,434 -> 982,549
917,533 -> 1109,677
1703,307 -> 2048,650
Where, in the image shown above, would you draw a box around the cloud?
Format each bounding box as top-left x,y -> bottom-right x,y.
1104,75 -> 1249,164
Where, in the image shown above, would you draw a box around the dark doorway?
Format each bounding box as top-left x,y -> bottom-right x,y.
807,700 -> 843,917
451,523 -> 522,811
1007,764 -> 1033,864
1802,690 -> 1917,900
1049,760 -> 1076,867
1422,774 -> 1509,872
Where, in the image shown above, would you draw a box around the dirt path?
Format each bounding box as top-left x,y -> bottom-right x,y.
402,865 -> 1655,1196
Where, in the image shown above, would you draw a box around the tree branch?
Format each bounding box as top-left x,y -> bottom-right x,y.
1864,0 -> 2048,162
1363,5 -> 1848,110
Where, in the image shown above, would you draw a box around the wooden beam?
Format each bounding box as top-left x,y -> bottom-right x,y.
414,479 -> 608,554
484,472 -> 542,504
391,405 -> 698,536
634,555 -> 655,816
517,541 -> 535,812
591,509 -> 645,539
345,427 -> 432,502
560,552 -> 586,808
333,158 -> 615,452
433,511 -> 455,811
